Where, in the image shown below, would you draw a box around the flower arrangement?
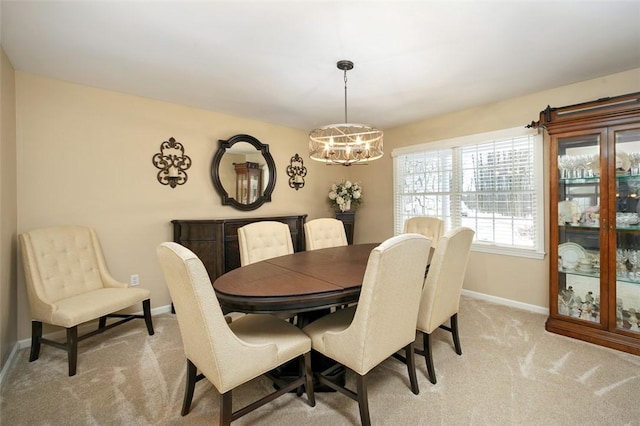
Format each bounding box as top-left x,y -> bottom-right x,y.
328,179 -> 362,212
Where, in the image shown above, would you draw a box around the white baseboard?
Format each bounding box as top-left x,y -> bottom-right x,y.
151,304 -> 173,316
462,289 -> 549,315
0,342 -> 20,391
0,304 -> 173,390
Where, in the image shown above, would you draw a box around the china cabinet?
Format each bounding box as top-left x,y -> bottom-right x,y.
533,92 -> 640,354
234,162 -> 262,205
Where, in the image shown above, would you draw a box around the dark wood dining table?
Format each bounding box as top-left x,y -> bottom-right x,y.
213,243 -> 378,320
213,241 -> 431,391
213,243 -> 378,391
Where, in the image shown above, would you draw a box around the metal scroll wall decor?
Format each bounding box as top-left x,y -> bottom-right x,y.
152,137 -> 192,188
286,153 -> 307,190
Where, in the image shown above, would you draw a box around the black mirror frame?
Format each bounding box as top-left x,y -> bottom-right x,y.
211,134 -> 277,211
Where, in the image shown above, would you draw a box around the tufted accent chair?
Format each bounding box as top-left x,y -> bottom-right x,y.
304,218 -> 348,251
18,226 -> 154,376
302,233 -> 431,426
237,221 -> 294,266
416,227 -> 474,384
157,242 -> 315,425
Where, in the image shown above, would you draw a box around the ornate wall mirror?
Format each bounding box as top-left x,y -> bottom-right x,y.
211,134 -> 276,211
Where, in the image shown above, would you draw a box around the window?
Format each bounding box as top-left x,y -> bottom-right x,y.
393,127 -> 544,259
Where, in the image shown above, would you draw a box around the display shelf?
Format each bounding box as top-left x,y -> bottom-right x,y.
536,91 -> 640,355
560,224 -> 600,230
560,269 -> 600,278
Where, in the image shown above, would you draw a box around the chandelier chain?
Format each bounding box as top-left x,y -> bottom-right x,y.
344,68 -> 348,123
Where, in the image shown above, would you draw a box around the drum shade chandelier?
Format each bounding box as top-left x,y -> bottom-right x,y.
309,60 -> 383,166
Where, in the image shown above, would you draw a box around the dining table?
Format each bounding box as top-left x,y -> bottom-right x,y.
213,242 -> 379,324
212,241 -> 432,391
213,243 -> 378,391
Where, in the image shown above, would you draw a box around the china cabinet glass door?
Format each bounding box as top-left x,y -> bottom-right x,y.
613,127 -> 640,334
556,133 -> 602,325
249,173 -> 260,204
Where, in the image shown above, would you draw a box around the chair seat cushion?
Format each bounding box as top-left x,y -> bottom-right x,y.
50,287 -> 151,328
302,306 -> 355,356
231,314 -> 311,365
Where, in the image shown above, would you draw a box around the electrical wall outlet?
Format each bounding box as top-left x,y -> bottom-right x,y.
130,274 -> 139,286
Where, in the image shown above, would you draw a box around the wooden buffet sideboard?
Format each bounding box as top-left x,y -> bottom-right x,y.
171,215 -> 307,282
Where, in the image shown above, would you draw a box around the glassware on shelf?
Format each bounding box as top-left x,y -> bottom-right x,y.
557,154 -> 599,179
616,212 -> 640,227
558,155 -> 570,179
628,250 -> 639,281
629,152 -> 640,175
617,249 -> 629,279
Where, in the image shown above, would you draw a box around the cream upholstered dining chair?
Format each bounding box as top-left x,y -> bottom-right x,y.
237,221 -> 296,321
304,218 -> 348,251
18,226 -> 154,376
415,227 -> 474,384
157,242 -> 315,425
238,221 -> 294,266
403,216 -> 445,249
302,233 -> 431,426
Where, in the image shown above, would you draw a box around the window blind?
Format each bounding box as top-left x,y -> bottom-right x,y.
393,128 -> 544,258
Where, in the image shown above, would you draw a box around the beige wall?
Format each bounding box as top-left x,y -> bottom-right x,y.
352,68 -> 640,308
9,67 -> 640,344
14,73 -> 342,340
0,47 -> 18,370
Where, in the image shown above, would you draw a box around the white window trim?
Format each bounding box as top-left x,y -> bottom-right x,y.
392,126 -> 545,260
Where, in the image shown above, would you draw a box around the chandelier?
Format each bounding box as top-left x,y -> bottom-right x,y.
308,60 -> 383,166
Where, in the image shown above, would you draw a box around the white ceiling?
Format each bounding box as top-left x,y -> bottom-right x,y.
2,1 -> 640,131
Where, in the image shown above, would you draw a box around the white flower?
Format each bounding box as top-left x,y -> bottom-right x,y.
327,178 -> 363,211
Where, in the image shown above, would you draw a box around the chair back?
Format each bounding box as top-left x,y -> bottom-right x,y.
403,216 -> 445,249
304,218 -> 348,250
157,242 -> 276,392
417,227 -> 474,334
19,226 -> 111,313
333,233 -> 431,374
238,221 -> 294,265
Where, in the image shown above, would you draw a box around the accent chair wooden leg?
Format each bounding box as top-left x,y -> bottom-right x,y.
98,316 -> 107,331
143,299 -> 154,335
356,373 -> 371,426
423,332 -> 436,384
451,313 -> 462,356
220,390 -> 232,426
29,321 -> 42,362
181,359 -> 198,416
67,326 -> 78,376
404,342 -> 419,395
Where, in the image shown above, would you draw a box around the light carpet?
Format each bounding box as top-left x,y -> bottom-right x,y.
2,296 -> 640,425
